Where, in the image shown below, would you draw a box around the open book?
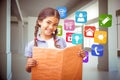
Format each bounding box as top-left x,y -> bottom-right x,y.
32,44 -> 83,80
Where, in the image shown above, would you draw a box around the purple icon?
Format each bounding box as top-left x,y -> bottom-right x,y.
83,51 -> 89,63
64,19 -> 75,31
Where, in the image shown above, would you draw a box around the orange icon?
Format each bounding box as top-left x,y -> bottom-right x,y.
94,31 -> 107,44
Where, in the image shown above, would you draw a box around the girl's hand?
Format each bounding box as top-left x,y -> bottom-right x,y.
77,49 -> 86,58
26,57 -> 37,72
27,58 -> 37,67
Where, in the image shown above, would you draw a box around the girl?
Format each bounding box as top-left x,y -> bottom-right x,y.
25,7 -> 85,73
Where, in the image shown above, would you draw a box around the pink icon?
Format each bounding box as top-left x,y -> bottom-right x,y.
64,19 -> 75,31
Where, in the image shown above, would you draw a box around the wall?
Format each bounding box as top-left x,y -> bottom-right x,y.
0,1 -> 6,79
11,22 -> 19,54
28,17 -> 37,42
11,20 -> 30,80
117,15 -> 120,50
108,0 -> 120,71
11,16 -> 36,80
0,0 -> 11,80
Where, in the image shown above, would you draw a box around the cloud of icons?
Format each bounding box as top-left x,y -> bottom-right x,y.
56,6 -> 112,63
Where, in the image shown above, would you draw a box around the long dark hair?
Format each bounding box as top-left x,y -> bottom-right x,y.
34,7 -> 60,48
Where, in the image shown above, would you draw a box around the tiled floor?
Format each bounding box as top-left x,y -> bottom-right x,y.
82,54 -> 120,80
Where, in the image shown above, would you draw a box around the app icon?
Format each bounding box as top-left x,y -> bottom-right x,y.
64,19 -> 75,31
91,44 -> 104,56
75,11 -> 87,23
72,33 -> 83,44
66,32 -> 74,43
56,6 -> 67,19
83,51 -> 89,63
99,14 -> 112,27
57,25 -> 62,36
84,26 -> 96,38
94,31 -> 107,44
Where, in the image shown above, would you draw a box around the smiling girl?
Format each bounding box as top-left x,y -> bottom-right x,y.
25,7 -> 85,73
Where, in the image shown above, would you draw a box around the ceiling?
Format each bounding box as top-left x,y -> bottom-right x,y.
11,0 -> 92,20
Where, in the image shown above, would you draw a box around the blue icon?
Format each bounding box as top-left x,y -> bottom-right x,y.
75,11 -> 87,23
56,6 -> 67,19
83,51 -> 89,63
72,33 -> 83,44
91,44 -> 104,56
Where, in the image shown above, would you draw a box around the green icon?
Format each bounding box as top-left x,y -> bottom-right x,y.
99,14 -> 112,27
57,25 -> 62,36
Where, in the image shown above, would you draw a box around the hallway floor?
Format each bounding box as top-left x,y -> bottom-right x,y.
82,54 -> 120,80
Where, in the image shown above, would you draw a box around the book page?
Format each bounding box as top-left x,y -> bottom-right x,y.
32,44 -> 83,80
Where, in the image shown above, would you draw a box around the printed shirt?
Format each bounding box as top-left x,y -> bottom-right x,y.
25,36 -> 67,57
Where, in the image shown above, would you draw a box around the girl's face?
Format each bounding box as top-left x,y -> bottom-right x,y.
39,16 -> 59,36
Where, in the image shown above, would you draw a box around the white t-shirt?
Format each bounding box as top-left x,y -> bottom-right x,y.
46,38 -> 56,49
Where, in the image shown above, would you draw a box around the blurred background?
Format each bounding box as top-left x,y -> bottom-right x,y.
0,0 -> 120,80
